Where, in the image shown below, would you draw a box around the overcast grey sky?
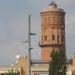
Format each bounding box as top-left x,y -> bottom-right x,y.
0,0 -> 75,65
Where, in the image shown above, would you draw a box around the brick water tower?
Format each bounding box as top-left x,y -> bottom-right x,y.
40,1 -> 66,61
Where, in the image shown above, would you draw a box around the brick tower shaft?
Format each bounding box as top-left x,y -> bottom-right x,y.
40,1 -> 66,61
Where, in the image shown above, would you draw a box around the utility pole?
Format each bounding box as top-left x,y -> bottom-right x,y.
28,14 -> 31,75
28,14 -> 36,75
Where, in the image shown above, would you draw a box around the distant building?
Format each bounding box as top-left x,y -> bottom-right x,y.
0,65 -> 21,75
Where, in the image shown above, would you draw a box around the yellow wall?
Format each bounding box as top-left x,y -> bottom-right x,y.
16,56 -> 29,75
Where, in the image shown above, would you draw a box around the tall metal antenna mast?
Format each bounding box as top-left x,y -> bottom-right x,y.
28,14 -> 31,75
28,14 -> 36,75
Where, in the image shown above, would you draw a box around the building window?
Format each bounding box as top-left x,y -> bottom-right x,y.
44,35 -> 47,41
61,34 -> 64,41
42,35 -> 43,42
34,73 -> 37,75
57,35 -> 59,43
52,34 -> 55,41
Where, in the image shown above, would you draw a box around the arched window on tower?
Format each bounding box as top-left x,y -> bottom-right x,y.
57,35 -> 59,44
52,34 -> 55,41
44,35 -> 47,42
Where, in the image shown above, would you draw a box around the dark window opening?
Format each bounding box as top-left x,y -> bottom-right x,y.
44,35 -> 47,41
52,34 -> 55,41
34,73 -> 37,75
57,35 -> 59,43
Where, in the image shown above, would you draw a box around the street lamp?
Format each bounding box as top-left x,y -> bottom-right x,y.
28,14 -> 36,75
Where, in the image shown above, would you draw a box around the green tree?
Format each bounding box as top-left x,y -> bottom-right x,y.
5,69 -> 20,75
49,49 -> 66,75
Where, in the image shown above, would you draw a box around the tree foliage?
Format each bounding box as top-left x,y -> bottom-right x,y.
49,49 -> 66,75
5,69 -> 20,75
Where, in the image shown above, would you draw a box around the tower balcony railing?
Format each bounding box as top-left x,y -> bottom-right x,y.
39,42 -> 64,47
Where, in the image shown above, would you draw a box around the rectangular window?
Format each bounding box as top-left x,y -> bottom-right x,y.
52,34 -> 55,41
57,35 -> 59,43
44,35 -> 47,41
61,34 -> 64,41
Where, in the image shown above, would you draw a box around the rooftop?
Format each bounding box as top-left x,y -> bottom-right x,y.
48,1 -> 57,8
42,1 -> 64,12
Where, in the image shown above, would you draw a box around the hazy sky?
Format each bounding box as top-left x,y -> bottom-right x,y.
0,0 -> 75,65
